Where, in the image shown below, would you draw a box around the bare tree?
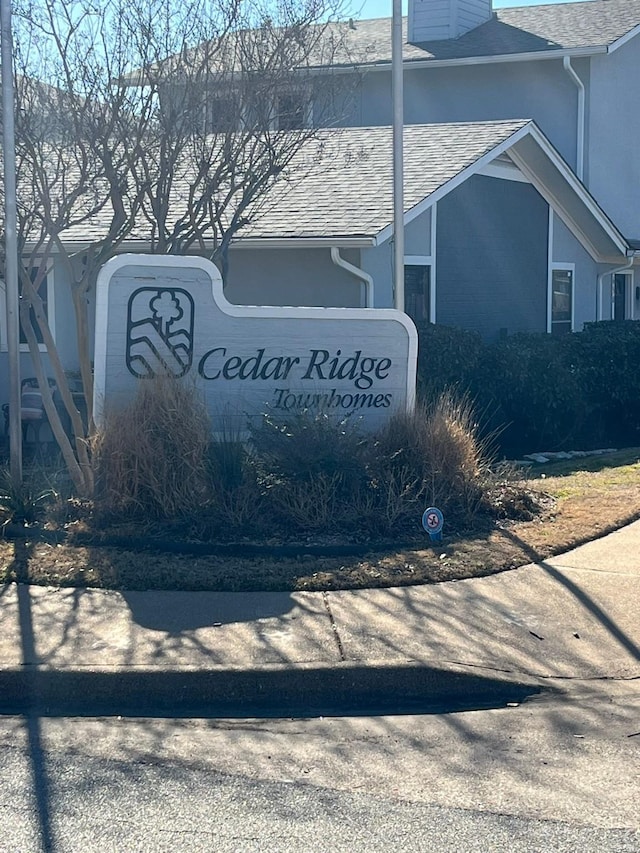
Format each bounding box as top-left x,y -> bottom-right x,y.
5,0 -> 351,495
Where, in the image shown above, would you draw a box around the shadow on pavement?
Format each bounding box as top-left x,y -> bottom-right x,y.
0,664 -> 548,719
499,527 -> 640,663
11,540 -> 56,853
121,588 -> 294,631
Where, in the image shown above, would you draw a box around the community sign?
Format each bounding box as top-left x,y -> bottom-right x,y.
93,255 -> 417,432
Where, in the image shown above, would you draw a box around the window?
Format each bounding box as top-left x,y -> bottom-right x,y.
614,272 -> 632,322
276,92 -> 307,130
551,266 -> 573,334
204,96 -> 237,133
0,263 -> 54,352
404,264 -> 431,323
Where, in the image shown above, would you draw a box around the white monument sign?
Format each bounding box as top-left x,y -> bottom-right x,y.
94,255 -> 417,432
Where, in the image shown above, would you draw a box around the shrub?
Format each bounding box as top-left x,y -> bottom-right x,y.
203,426 -> 264,535
572,321 -> 640,448
246,396 -> 492,537
414,322 -> 484,402
92,374 -> 212,519
475,333 -> 588,455
249,410 -> 370,533
415,322 -> 640,456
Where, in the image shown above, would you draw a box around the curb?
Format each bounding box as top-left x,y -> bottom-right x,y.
0,662 -> 552,718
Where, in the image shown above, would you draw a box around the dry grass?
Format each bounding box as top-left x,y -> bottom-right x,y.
89,390 -> 496,539
371,395 -> 491,521
92,375 -> 211,518
1,448 -> 639,592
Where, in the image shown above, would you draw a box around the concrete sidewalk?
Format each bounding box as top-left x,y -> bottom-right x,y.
0,520 -> 638,715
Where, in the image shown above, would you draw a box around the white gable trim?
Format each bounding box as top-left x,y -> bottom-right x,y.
375,121 -> 535,245
375,121 -> 629,262
607,22 -> 640,54
509,123 -> 629,260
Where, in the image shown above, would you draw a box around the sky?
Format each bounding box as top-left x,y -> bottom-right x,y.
355,0 -> 578,21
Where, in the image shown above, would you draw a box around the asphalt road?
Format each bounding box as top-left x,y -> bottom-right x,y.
0,686 -> 638,852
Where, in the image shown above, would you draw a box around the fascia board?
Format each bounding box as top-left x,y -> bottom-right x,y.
229,236 -> 376,249
308,45 -> 607,75
125,45 -> 608,86
515,124 -> 629,256
374,121 -> 534,245
607,23 -> 640,54
43,236 -> 375,254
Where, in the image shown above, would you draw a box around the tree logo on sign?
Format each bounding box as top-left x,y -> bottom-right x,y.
126,287 -> 195,378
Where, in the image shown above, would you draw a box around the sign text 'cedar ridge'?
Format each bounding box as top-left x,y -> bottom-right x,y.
94,255 -> 417,432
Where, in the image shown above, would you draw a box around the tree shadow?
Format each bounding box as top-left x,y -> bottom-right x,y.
120,588 -> 294,632
497,526 -> 640,663
8,539 -> 56,852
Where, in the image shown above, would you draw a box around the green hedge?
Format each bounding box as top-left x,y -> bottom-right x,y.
413,321 -> 484,401
416,321 -> 640,456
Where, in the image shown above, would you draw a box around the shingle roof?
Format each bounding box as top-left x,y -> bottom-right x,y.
238,120 -> 529,239
54,120 -> 528,246
319,0 -> 640,67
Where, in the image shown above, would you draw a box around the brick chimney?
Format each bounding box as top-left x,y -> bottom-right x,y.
409,0 -> 493,43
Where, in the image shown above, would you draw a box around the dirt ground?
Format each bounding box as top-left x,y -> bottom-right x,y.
1,449 -> 639,592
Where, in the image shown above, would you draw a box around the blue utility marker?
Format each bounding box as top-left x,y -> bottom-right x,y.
422,506 -> 444,541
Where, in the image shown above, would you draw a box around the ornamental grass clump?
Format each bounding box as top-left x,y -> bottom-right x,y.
248,396 -> 492,538
92,374 -> 212,519
92,384 -> 493,541
369,393 -> 492,530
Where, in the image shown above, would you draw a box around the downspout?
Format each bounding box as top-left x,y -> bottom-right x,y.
330,247 -> 374,308
392,0 -> 404,312
562,56 -> 585,181
596,255 -> 634,321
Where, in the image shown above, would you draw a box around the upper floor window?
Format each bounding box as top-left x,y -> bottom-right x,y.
205,96 -> 238,133
275,92 -> 308,130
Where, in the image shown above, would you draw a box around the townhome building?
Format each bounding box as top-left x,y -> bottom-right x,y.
160,0 -> 640,337
4,0 -> 640,416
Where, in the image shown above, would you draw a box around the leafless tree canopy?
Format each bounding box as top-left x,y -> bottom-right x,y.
2,0 -> 354,495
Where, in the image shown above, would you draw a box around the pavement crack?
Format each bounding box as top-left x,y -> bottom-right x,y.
322,592 -> 346,661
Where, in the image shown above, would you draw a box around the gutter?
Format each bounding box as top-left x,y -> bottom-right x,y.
330,247 -> 374,307
33,237 -> 377,254
304,45 -> 608,76
562,56 -> 585,181
123,46 -> 610,88
596,255 -> 634,321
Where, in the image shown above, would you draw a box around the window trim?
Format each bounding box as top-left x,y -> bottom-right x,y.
273,89 -> 313,131
404,256 -> 432,324
612,270 -> 634,321
549,262 -> 575,334
0,261 -> 55,353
